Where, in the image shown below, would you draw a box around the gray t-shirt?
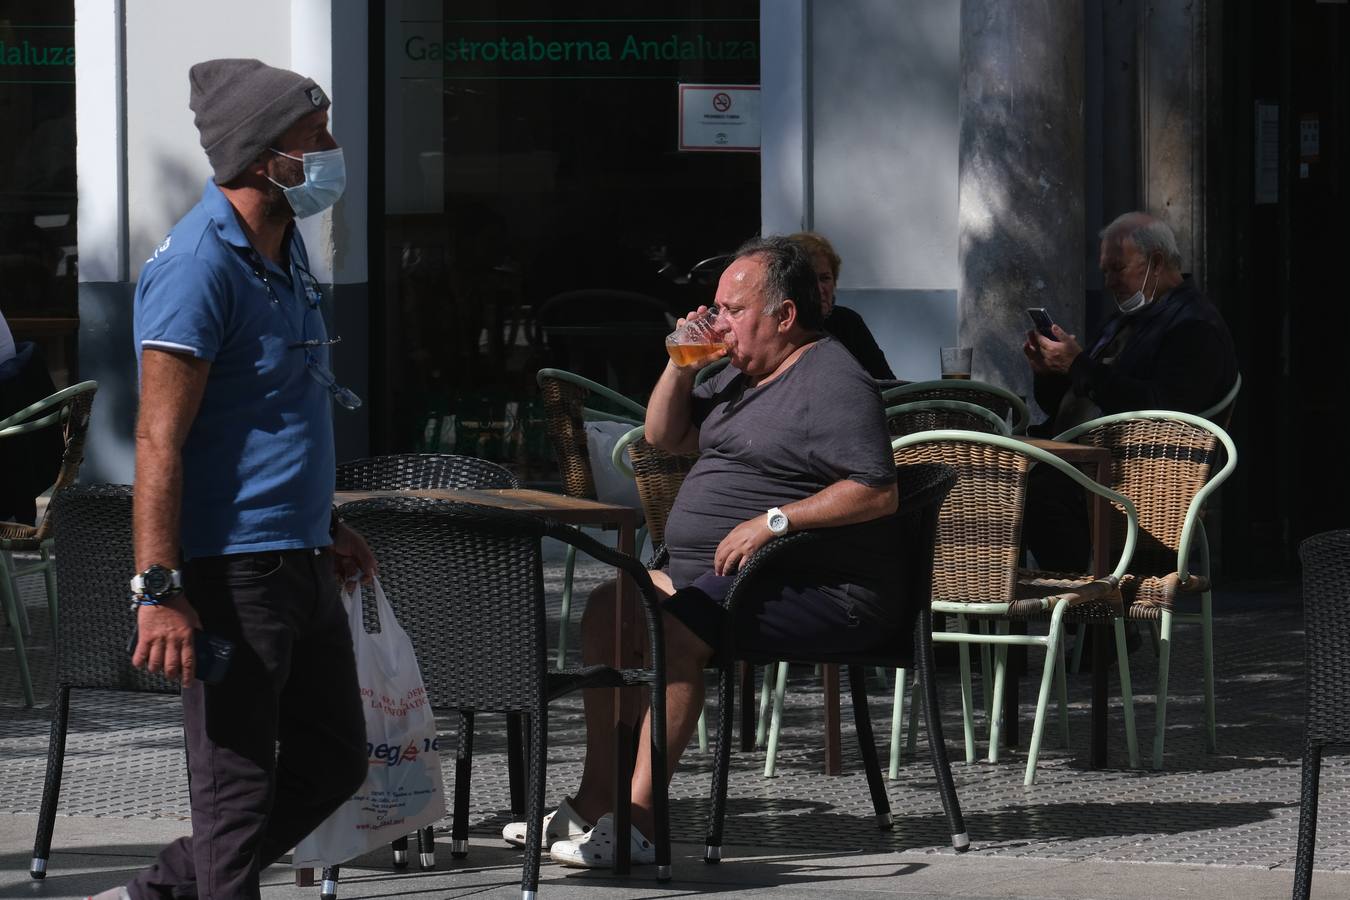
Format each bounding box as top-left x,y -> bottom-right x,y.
664,336 -> 902,620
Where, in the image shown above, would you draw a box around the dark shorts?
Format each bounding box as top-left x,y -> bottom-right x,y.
662,570 -> 897,658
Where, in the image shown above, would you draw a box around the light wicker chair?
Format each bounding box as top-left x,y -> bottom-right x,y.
336,496 -> 673,895
30,484 -> 180,882
882,379 -> 1031,434
702,463 -> 972,858
883,400 -> 1008,777
536,368 -> 645,669
0,380 -> 98,708
893,431 -> 1141,785
1293,529 -> 1350,900
1037,411 -> 1237,769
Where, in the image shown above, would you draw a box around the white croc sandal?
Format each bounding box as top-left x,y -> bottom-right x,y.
501,796 -> 592,850
549,813 -> 656,868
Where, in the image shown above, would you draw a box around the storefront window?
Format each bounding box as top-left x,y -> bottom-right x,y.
0,4 -> 76,385
375,0 -> 759,479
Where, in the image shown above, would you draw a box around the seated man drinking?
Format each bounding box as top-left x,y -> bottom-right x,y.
503,235 -> 908,866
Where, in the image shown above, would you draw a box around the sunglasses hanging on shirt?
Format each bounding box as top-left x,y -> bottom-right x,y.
249,251 -> 362,411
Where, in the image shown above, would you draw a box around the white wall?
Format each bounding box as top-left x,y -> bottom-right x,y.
810,0 -> 959,291
760,0 -> 961,380
123,1 -> 291,279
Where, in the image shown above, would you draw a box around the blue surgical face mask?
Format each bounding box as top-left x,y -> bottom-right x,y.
267,146 -> 346,218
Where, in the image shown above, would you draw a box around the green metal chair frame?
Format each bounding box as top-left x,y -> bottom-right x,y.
892,430 -> 1141,785
536,368 -> 645,670
0,380 -> 98,707
1050,410 -> 1238,769
881,379 -> 1031,435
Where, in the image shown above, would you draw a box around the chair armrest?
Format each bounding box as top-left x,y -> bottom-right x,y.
1010,576 -> 1123,616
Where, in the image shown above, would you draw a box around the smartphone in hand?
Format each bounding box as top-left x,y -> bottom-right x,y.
1026,307 -> 1056,340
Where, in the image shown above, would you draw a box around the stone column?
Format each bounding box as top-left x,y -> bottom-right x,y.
1139,0 -> 1208,286
958,0 -> 1086,405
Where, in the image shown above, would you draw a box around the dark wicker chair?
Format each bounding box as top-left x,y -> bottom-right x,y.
0,380 -> 98,707
323,453 -> 519,895
336,453 -> 520,491
881,379 -> 1030,434
30,484 -> 180,881
701,463 -> 971,859
1293,529 -> 1350,900
334,497 -> 673,897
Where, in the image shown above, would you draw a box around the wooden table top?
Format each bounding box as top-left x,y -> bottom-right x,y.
1017,436 -> 1112,465
333,487 -> 639,528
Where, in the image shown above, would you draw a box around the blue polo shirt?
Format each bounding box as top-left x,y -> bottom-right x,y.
133,179 -> 335,558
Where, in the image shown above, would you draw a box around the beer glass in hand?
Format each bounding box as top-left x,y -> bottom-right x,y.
666,307 -> 726,367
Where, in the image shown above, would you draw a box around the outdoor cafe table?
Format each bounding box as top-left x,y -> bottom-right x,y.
1015,437 -> 1115,768
332,487 -> 644,873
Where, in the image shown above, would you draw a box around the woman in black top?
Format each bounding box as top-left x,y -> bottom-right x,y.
789,231 -> 895,380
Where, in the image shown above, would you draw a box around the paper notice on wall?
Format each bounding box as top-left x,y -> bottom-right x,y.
678,84 -> 760,152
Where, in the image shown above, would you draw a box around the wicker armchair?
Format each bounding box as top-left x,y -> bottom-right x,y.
881,400 -> 1008,776
609,425 -> 698,549
336,453 -> 519,491
0,380 -> 98,707
1038,411 -> 1237,769
536,368 -> 645,669
881,379 -> 1030,434
30,484 -> 181,881
1294,530 -> 1350,900
327,452 -> 519,889
335,497 -> 673,895
893,431 -> 1141,785
702,463 -> 971,858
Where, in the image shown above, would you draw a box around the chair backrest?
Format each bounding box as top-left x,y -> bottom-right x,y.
892,437 -> 1031,604
336,453 -> 520,491
612,425 -> 698,547
882,379 -> 1030,434
886,399 -> 1011,438
50,484 -> 178,695
536,368 -> 644,500
1299,529 -> 1350,744
0,380 -> 98,540
893,430 -> 1142,605
1055,411 -> 1237,596
336,497 -> 550,712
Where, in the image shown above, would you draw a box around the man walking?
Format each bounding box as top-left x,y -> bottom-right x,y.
99,59 -> 375,899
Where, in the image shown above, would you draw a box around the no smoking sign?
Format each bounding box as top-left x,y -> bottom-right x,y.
678,84 -> 760,152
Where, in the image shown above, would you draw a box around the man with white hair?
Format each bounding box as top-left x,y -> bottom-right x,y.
1021,210 -> 1236,570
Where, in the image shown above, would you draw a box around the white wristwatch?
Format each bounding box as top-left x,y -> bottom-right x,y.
766,506 -> 790,536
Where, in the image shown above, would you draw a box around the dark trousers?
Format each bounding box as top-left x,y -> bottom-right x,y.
129,548 -> 367,900
1022,463 -> 1091,572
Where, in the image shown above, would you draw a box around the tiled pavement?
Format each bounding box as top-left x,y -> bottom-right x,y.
1,553 -> 1347,892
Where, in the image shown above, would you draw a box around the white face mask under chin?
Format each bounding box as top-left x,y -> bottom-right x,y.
1115,259 -> 1155,315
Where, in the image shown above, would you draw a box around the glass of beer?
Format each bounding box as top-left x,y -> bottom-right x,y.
666,308 -> 726,366
940,346 -> 973,380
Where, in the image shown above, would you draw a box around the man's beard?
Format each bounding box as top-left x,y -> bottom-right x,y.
262,157 -> 304,221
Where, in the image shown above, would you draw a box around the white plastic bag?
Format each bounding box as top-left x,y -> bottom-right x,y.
293,576 -> 447,867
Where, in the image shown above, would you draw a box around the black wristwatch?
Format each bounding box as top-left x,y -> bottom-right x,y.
130,564 -> 183,606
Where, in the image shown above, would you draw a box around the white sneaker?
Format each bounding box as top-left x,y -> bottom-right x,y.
549,813 -> 656,868
85,890 -> 130,900
501,796 -> 592,850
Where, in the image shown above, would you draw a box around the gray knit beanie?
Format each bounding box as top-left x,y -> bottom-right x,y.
188,58 -> 330,185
